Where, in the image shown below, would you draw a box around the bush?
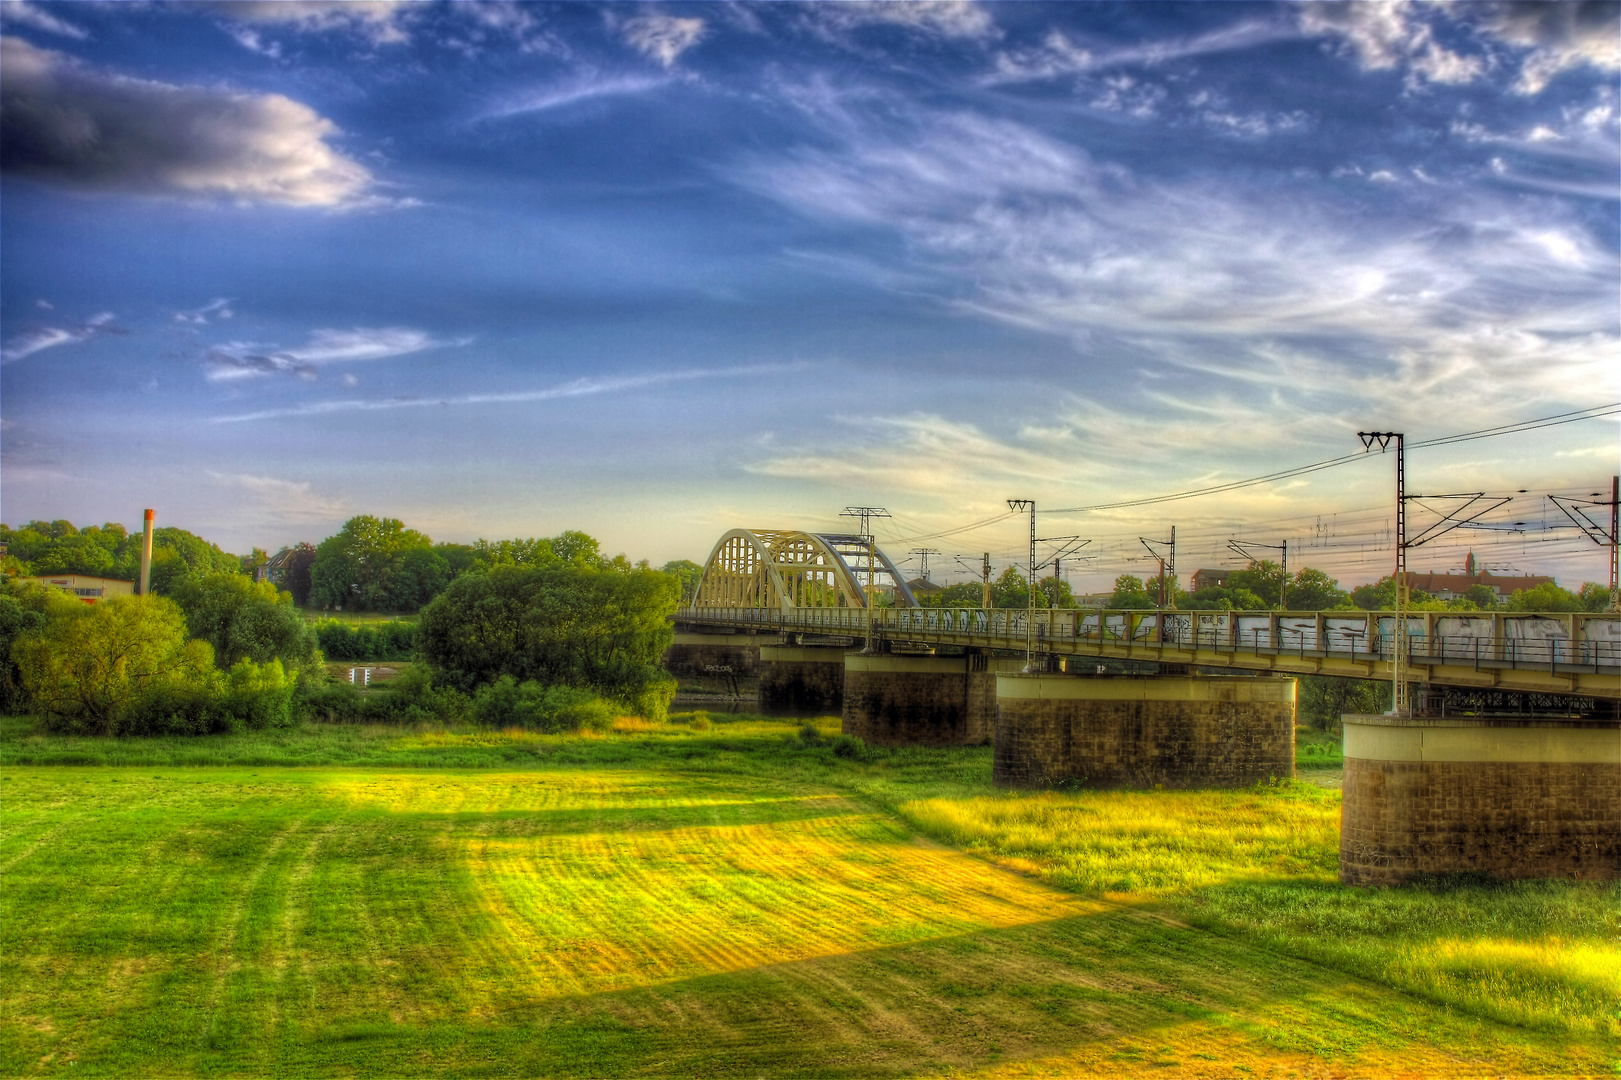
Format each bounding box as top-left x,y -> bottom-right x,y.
472,676 -> 617,733
313,619 -> 418,661
294,664 -> 468,725
830,733 -> 867,759
170,572 -> 320,675
799,722 -> 824,746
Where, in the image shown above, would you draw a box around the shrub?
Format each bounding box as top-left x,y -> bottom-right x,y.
830,733 -> 867,759
799,722 -> 824,746
170,572 -> 320,675
472,676 -> 617,733
313,620 -> 418,661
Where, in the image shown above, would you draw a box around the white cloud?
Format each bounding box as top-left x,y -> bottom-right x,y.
213,1 -> 415,46
617,13 -> 705,69
989,20 -> 1290,84
211,363 -> 796,423
1299,2 -> 1485,89
811,2 -> 999,43
0,37 -> 378,208
207,472 -> 349,523
485,75 -> 670,120
1474,1 -> 1620,94
1,312 -> 117,364
204,327 -> 464,382
0,0 -> 86,39
173,298 -> 234,326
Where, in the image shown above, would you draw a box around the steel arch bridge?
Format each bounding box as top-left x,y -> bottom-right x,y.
691,529 -> 920,613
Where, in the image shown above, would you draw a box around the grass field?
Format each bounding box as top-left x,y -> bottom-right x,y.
3,714 -> 1616,1077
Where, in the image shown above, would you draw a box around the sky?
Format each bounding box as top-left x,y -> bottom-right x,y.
2,0 -> 1618,592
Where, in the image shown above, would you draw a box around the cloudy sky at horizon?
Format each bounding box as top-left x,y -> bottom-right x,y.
2,0 -> 1617,591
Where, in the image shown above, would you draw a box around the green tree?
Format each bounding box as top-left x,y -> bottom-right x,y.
1228,560 -> 1288,607
309,516 -> 440,612
1351,576 -> 1436,611
148,527 -> 243,593
1577,582 -> 1614,612
12,595 -> 217,735
1299,675 -> 1387,731
1184,586 -> 1267,611
660,559 -> 704,604
169,572 -> 321,675
418,556 -> 679,719
279,543 -> 318,607
1107,574 -> 1155,610
1287,568 -> 1351,611
1462,584 -> 1500,610
1035,575 -> 1075,608
991,566 -> 1029,609
0,578 -> 77,712
1505,582 -> 1583,612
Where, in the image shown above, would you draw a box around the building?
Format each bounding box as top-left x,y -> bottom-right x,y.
25,574 -> 136,604
1191,568 -> 1236,592
1403,552 -> 1554,603
906,577 -> 945,597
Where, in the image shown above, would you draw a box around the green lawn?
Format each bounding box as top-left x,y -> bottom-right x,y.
2,714 -> 1615,1077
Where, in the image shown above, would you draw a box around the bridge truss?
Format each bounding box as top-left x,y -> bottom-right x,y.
691,529 -> 920,614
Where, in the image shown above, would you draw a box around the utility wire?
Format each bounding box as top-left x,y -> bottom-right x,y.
1045,403 -> 1619,515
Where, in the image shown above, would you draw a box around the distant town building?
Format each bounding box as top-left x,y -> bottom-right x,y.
1403,552 -> 1553,603
25,574 -> 135,604
907,577 -> 944,596
1191,568 -> 1235,592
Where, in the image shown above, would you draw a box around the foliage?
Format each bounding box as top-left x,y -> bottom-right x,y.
1285,567 -> 1351,610
0,578 -> 75,712
471,675 -> 618,733
0,519 -> 240,592
418,555 -> 679,718
11,595 -> 217,735
1505,582 -> 1585,613
1299,675 -> 1387,730
1107,574 -> 1155,610
916,581 -> 989,608
312,618 -> 419,661
661,559 -> 704,604
1463,583 -> 1500,610
1227,559 -> 1289,607
1184,585 -> 1267,611
169,572 -> 321,675
990,565 -> 1030,609
309,515 -> 446,612
1034,574 -> 1075,608
278,542 -> 318,607
1576,582 -> 1614,611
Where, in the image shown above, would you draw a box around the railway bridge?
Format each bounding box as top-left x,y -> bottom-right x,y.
674,528 -> 1621,704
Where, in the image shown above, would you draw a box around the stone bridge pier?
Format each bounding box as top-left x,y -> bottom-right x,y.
842,652 -> 1025,747
993,674 -> 1297,789
758,645 -> 852,712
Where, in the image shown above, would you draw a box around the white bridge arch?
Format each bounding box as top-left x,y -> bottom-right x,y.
691,529 -> 920,613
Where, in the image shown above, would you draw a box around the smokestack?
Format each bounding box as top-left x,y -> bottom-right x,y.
139,509 -> 154,596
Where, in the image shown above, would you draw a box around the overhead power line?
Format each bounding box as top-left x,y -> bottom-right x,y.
1045,403 -> 1619,515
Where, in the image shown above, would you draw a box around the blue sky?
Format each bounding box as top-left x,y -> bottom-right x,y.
2,0 -> 1617,590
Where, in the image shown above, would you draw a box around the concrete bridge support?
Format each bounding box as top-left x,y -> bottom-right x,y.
993,675 -> 1297,789
663,633 -> 765,680
759,646 -> 850,712
1340,715 -> 1621,885
843,653 -> 1029,746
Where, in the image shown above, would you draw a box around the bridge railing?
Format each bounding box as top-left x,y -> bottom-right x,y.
677,606 -> 1621,671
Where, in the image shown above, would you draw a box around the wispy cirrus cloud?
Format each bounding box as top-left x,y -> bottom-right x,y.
0,0 -> 87,40
204,327 -> 467,382
211,363 -> 798,423
1,312 -> 118,364
485,75 -> 671,120
0,37 -> 380,208
211,1 -> 415,46
207,471 -> 349,523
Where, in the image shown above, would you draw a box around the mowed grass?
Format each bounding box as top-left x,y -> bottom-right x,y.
2,715 -> 1617,1077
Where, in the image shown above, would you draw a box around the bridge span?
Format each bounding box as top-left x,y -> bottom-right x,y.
683,527 -> 1621,703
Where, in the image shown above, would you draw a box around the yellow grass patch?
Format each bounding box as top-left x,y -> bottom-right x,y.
900,787 -> 1339,896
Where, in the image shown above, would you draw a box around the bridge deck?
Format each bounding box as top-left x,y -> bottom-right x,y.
676,606 -> 1621,701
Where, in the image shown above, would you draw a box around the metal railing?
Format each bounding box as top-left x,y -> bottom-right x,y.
677,605 -> 1621,674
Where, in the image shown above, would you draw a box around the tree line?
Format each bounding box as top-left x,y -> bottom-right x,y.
1,516 -> 690,737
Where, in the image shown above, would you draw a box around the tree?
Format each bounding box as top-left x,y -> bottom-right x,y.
1035,575 -> 1075,608
168,572 -> 320,676
0,578 -> 76,712
1505,582 -> 1583,612
1577,582 -> 1614,612
1462,584 -> 1499,610
1228,560 -> 1288,607
991,566 -> 1029,609
1287,568 -> 1351,611
11,595 -> 218,735
418,556 -> 679,718
309,516 -> 440,612
1299,675 -> 1387,731
660,560 -> 704,604
148,527 -> 243,593
1107,574 -> 1155,610
1184,586 -> 1266,611
280,543 -> 318,607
